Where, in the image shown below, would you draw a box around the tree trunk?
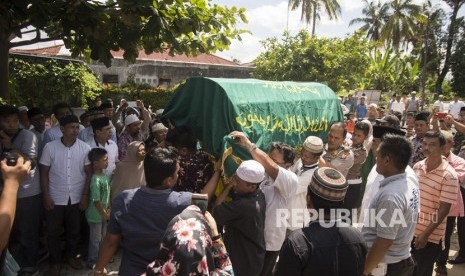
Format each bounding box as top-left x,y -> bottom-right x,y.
436,3 -> 461,94
0,31 -> 9,102
312,7 -> 316,36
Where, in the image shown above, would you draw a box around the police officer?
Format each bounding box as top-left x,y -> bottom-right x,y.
321,122 -> 354,177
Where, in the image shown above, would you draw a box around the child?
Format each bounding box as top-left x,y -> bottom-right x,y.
86,148 -> 110,268
345,113 -> 356,134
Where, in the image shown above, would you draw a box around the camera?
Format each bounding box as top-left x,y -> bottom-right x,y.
4,152 -> 19,167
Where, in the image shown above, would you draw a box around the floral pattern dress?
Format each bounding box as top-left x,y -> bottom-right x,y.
144,206 -> 233,276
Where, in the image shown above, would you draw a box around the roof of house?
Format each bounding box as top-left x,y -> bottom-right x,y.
10,44 -> 247,67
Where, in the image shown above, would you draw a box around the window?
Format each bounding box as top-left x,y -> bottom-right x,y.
159,78 -> 171,87
102,74 -> 119,84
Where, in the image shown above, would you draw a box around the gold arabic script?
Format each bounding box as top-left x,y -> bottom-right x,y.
235,112 -> 329,134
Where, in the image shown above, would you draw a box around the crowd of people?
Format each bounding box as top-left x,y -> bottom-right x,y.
0,93 -> 465,276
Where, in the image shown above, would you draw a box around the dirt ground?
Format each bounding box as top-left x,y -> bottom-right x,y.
38,231 -> 465,276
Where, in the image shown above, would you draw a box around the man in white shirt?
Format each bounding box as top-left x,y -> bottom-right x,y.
288,136 -> 323,232
359,125 -> 417,228
40,115 -> 92,276
85,117 -> 119,178
433,95 -> 445,113
449,95 -> 465,119
78,108 -> 105,142
230,131 -> 298,276
391,94 -> 406,114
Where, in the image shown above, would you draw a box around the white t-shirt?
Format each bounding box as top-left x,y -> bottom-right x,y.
391,101 -> 405,114
287,160 -> 318,231
40,139 -> 91,205
260,167 -> 298,251
358,165 -> 418,228
449,101 -> 465,118
86,138 -> 119,178
433,100 -> 445,112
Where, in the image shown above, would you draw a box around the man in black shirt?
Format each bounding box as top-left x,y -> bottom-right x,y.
213,160 -> 266,276
275,167 -> 367,276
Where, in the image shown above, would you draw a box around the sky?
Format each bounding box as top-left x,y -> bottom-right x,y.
14,0 -> 460,63
211,0 -> 455,63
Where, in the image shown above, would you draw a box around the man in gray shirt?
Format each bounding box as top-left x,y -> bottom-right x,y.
362,134 -> 420,276
0,104 -> 39,273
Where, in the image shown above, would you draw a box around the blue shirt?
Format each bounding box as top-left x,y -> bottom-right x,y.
356,104 -> 367,119
107,187 -> 192,275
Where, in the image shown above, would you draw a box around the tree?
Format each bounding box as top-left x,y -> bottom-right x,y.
436,0 -> 465,94
451,24 -> 465,96
0,0 -> 247,101
412,0 -> 446,96
381,0 -> 421,51
252,31 -> 372,92
349,0 -> 389,42
364,48 -> 400,91
9,56 -> 101,108
288,0 -> 341,35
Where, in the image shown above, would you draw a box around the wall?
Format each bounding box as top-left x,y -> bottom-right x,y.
89,59 -> 254,87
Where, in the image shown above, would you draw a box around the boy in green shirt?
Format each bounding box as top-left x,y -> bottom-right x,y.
85,148 -> 110,268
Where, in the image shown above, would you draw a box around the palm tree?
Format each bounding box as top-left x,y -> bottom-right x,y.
288,0 -> 341,35
381,0 -> 421,51
349,0 -> 389,41
414,1 -> 445,95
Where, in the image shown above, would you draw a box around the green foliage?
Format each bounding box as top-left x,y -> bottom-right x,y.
364,48 -> 399,91
380,0 -> 421,50
349,0 -> 390,41
98,85 -> 176,111
288,0 -> 342,35
252,31 -> 372,92
253,30 -> 436,95
0,0 -> 249,100
451,32 -> 465,97
9,57 -> 101,109
2,0 -> 248,66
363,48 -> 421,93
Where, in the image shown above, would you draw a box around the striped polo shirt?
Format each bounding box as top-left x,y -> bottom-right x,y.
413,158 -> 458,244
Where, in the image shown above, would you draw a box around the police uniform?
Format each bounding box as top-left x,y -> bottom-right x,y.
322,145 -> 354,177
344,144 -> 367,210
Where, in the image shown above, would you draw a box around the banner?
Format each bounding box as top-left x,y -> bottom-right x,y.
162,77 -> 343,180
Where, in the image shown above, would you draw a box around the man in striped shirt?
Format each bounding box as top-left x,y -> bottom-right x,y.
412,131 -> 458,276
